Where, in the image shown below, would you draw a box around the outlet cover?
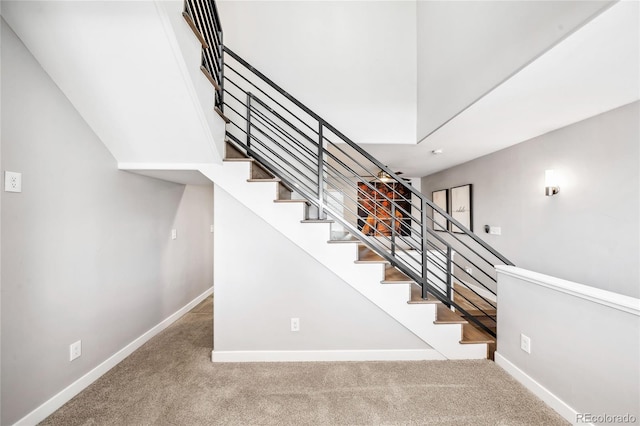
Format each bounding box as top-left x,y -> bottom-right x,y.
171,229 -> 177,240
4,171 -> 22,193
489,226 -> 502,235
70,340 -> 82,361
520,334 -> 531,354
290,317 -> 300,332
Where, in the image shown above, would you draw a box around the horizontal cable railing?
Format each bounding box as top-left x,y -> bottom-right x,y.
184,1 -> 514,338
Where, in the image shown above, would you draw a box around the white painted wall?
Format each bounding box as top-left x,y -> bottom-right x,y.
158,0 -> 227,161
1,0 -> 224,164
416,0 -> 613,140
421,101 -> 639,298
0,22 -> 214,425
217,0 -> 417,145
213,185 -> 431,356
495,267 -> 640,423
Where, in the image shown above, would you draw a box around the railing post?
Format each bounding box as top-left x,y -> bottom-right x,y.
219,30 -> 224,111
391,204 -> 397,259
317,122 -> 326,220
246,93 -> 252,155
446,246 -> 453,308
421,198 -> 429,299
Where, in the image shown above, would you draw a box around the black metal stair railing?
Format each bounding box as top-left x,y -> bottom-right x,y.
184,0 -> 223,107
185,0 -> 514,338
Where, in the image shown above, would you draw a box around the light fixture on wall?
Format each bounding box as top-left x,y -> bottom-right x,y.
545,169 -> 560,196
376,169 -> 394,183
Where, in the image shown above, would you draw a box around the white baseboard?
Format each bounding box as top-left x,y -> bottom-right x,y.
14,287 -> 213,426
211,348 -> 445,363
495,352 -> 585,426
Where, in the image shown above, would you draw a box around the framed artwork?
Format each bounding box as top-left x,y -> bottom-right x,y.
357,181 -> 412,237
431,189 -> 449,232
450,184 -> 472,233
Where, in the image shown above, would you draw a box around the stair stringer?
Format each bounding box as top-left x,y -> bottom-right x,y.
199,160 -> 487,360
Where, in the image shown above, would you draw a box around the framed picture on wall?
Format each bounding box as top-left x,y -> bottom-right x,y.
450,184 -> 472,233
431,189 -> 448,231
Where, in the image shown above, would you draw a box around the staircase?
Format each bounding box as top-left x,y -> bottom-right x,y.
185,0 -> 513,360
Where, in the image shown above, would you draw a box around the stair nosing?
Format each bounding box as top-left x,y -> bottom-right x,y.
381,280 -> 414,284
247,178 -> 281,183
274,199 -> 309,204
223,158 -> 254,163
460,338 -> 494,345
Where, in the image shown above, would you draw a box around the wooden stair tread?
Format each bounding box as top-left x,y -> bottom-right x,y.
247,178 -> 280,183
182,12 -> 208,48
381,265 -> 413,284
460,324 -> 494,344
225,141 -> 249,159
251,162 -> 275,180
356,245 -> 387,263
200,66 -> 221,91
453,284 -> 497,313
327,237 -> 360,244
215,107 -> 231,123
277,182 -> 295,197
408,284 -> 439,304
435,303 -> 467,324
274,199 -> 309,204
301,219 -> 334,224
223,158 -> 253,163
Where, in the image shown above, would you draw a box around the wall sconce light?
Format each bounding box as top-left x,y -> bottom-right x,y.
545,169 -> 560,196
376,170 -> 393,183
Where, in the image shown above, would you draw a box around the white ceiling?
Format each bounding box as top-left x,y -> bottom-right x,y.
362,0 -> 639,178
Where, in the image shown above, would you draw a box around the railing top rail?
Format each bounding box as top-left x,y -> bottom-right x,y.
222,47 -> 513,267
210,0 -> 223,32
223,46 -> 420,197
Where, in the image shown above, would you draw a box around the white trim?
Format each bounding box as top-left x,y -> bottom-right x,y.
494,352 -> 587,426
13,287 -> 213,426
495,266 -> 640,316
211,349 -> 445,363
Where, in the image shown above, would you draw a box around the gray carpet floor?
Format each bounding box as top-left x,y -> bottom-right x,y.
40,297 -> 568,425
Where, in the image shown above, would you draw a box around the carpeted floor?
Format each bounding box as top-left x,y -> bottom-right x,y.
40,296 -> 568,425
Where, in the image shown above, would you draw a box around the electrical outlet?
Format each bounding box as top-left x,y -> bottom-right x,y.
465,267 -> 473,275
70,340 -> 82,361
290,317 -> 300,332
210,225 -> 214,233
4,171 -> 22,193
489,226 -> 502,235
171,229 -> 177,240
520,334 -> 531,354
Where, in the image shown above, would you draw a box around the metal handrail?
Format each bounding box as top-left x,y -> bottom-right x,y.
224,46 -> 513,267
184,0 -> 515,338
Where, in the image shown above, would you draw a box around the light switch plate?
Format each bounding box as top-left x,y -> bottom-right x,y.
4,171 -> 22,193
